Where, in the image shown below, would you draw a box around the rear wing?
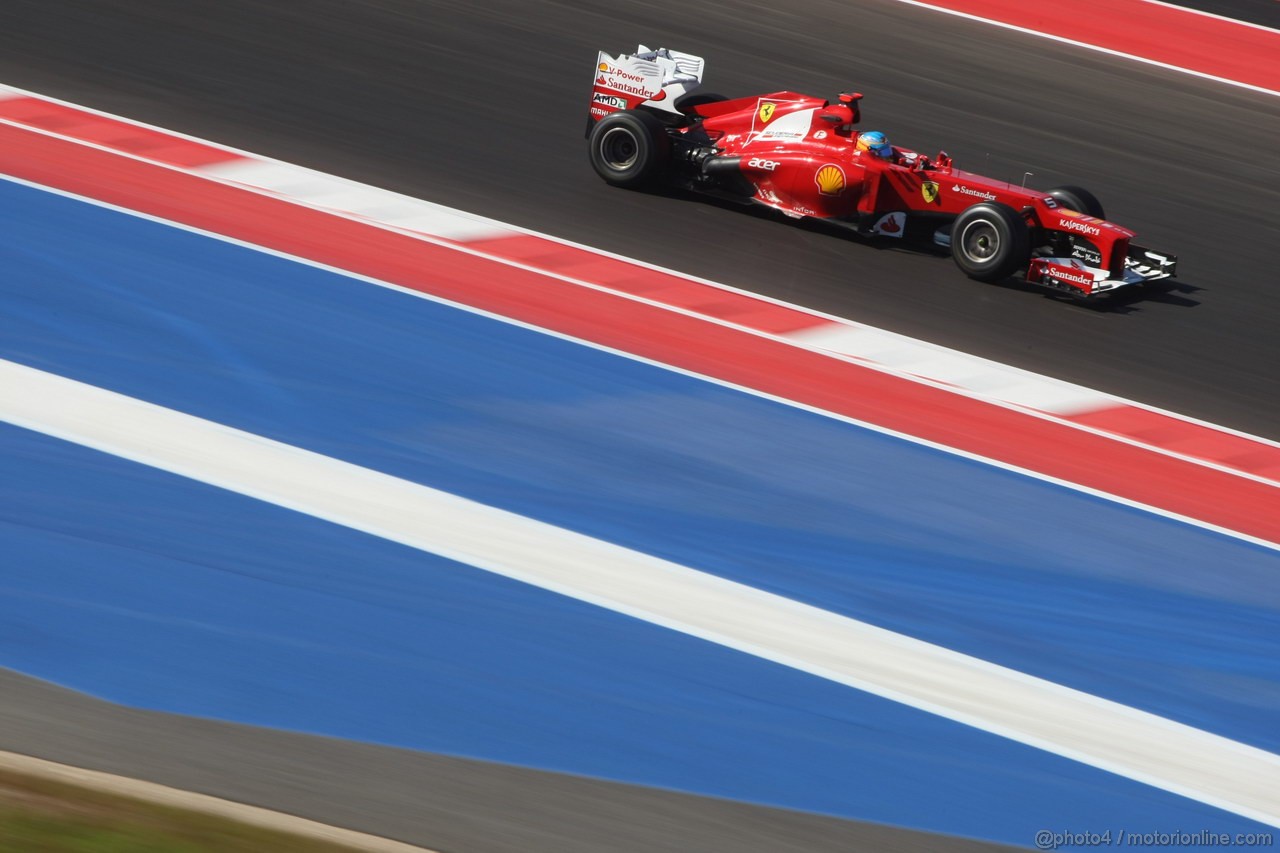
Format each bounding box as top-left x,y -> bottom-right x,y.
590,45 -> 705,122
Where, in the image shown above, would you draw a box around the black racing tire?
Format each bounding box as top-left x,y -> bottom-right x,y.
1047,184 -> 1105,219
950,202 -> 1030,282
674,92 -> 728,115
588,110 -> 672,189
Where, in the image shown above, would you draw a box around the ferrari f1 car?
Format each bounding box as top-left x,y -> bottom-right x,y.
586,46 -> 1176,300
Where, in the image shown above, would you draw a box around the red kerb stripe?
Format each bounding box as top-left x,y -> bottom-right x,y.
912,0 -> 1279,91
0,97 -> 243,168
3,122 -> 1277,543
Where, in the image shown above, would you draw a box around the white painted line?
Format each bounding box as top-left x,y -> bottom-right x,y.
788,324 -> 1114,414
1141,0 -> 1280,35
3,79 -> 1279,469
6,171 -> 1276,552
11,124 -> 1280,494
884,0 -> 1280,99
198,159 -> 513,242
0,750 -> 435,852
2,358 -> 1279,827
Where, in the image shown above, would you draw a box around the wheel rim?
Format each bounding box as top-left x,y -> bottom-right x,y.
959,219 -> 1000,264
599,127 -> 639,170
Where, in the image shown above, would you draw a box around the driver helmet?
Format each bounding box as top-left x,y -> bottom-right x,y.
856,131 -> 893,159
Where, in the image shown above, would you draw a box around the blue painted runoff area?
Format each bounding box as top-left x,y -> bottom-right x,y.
1,423 -> 1270,844
1,177 -> 1277,841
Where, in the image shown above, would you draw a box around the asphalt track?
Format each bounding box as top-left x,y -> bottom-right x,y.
0,1 -> 1277,851
0,671 -> 1017,853
2,0 -> 1278,439
1159,0 -> 1280,27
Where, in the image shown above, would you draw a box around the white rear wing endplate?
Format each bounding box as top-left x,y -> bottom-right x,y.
591,45 -> 705,117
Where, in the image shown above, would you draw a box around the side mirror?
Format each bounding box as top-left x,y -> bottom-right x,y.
838,92 -> 863,124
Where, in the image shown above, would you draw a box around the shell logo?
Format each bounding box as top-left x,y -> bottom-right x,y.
598,62 -> 609,72
815,164 -> 846,196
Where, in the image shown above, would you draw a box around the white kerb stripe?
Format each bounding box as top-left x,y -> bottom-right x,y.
2,358 -> 1277,826
885,0 -> 1280,99
787,323 -> 1115,415
197,159 -> 513,242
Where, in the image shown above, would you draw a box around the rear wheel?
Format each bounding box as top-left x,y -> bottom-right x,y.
588,110 -> 671,189
1047,184 -> 1105,219
951,202 -> 1030,282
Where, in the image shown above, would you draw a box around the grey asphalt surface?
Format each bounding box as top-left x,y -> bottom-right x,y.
3,0 -> 1279,436
1158,0 -> 1280,27
0,670 -> 1017,853
0,1 -> 1275,851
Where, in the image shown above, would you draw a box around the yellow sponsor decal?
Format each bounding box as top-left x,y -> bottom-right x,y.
598,62 -> 609,72
921,181 -> 940,204
758,102 -> 776,123
815,164 -> 846,196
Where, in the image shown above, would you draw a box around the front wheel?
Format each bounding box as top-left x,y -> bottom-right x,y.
1047,184 -> 1105,219
951,202 -> 1030,282
588,110 -> 672,189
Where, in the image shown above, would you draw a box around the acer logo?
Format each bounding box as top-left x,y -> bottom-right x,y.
747,158 -> 779,171
1062,220 -> 1101,236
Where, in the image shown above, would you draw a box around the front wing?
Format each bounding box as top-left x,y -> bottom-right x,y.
1028,245 -> 1177,298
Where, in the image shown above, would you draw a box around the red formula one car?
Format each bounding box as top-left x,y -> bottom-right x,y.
586,46 -> 1177,300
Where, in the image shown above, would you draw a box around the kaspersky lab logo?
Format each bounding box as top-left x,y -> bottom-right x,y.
921,181 -> 940,204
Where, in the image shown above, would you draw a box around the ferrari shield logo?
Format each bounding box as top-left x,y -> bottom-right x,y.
758,102 -> 776,123
921,181 -> 940,204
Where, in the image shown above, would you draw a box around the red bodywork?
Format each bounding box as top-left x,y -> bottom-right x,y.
588,60 -> 1176,298
682,92 -> 1136,281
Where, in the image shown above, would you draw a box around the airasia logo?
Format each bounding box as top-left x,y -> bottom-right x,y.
1062,219 -> 1101,236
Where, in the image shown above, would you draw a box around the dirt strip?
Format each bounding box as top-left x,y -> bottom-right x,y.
0,750 -> 436,853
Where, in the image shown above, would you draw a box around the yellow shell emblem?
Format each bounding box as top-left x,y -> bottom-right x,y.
598,62 -> 609,72
758,102 -> 776,123
922,181 -> 940,203
815,164 -> 846,196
